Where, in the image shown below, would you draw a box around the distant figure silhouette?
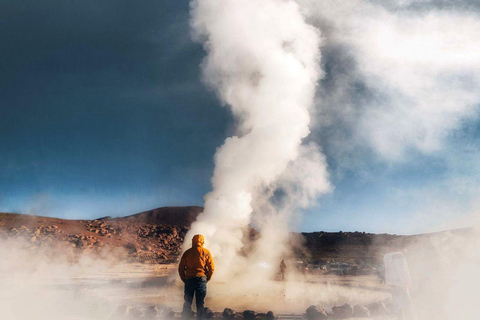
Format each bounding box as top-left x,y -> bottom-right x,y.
178,235 -> 215,320
279,259 -> 287,281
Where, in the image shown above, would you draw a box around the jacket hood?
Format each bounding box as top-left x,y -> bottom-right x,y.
192,234 -> 204,248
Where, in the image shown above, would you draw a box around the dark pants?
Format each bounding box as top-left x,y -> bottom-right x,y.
182,277 -> 207,320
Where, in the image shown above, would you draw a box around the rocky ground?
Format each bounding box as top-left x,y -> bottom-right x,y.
0,207 -> 200,264
0,206 -> 471,267
112,301 -> 394,319
1,207 -> 472,319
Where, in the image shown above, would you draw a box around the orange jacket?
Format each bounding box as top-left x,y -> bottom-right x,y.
178,234 -> 215,282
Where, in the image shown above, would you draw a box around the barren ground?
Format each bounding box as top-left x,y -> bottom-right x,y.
2,208 -> 468,319
0,262 -> 393,319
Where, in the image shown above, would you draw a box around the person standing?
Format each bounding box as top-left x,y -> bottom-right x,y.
279,259 -> 287,281
383,251 -> 415,320
178,234 -> 215,320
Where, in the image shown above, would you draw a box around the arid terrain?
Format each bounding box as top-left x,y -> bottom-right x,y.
0,206 -> 203,264
0,207 -> 475,319
0,206 -> 457,266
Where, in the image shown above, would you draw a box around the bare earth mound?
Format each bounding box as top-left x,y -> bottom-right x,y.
0,206 -> 473,266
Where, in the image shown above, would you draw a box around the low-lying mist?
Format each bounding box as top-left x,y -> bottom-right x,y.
1,226 -> 479,320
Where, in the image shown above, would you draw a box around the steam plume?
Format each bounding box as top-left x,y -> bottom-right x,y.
187,0 -> 330,280
299,0 -> 480,161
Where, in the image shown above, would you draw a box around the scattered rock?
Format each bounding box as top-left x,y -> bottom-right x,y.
162,307 -> 175,319
0,210 -> 190,264
125,242 -> 138,253
145,306 -> 159,318
266,311 -> 275,320
352,305 -> 370,318
205,307 -> 215,319
243,310 -> 257,320
86,220 -> 117,236
331,303 -> 353,319
223,308 -> 236,319
306,306 -> 328,320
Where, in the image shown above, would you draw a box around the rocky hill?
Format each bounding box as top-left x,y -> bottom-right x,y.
0,207 -> 198,263
107,206 -> 202,227
0,206 -> 471,265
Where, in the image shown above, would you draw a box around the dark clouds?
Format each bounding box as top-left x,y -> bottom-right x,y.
1,1 -> 198,94
0,0 -> 229,217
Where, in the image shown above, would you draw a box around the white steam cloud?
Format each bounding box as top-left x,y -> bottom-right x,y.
184,1 -> 480,317
187,0 -> 330,280
300,0 -> 480,160
186,0 -> 480,280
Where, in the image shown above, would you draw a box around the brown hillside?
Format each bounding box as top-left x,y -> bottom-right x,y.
109,206 -> 203,227
0,206 -> 200,264
0,207 -> 473,267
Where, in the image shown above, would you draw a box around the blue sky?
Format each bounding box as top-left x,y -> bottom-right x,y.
1,0 -> 479,234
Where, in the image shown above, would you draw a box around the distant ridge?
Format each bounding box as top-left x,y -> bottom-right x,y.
0,206 -> 204,263
108,206 -> 203,227
0,207 -> 475,264
0,206 -> 203,227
